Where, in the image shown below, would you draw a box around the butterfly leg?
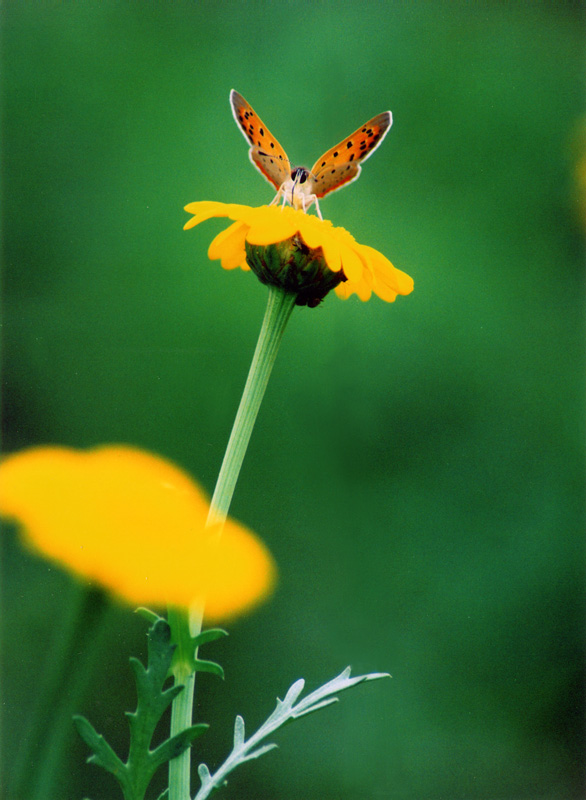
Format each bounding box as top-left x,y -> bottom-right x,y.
312,196 -> 323,220
270,186 -> 291,212
298,193 -> 323,220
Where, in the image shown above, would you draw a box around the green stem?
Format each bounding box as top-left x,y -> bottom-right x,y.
168,285 -> 297,800
10,584 -> 109,800
167,606 -> 202,800
206,285 -> 297,527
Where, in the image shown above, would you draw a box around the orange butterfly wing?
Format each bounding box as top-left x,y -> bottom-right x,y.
309,111 -> 392,199
230,90 -> 291,191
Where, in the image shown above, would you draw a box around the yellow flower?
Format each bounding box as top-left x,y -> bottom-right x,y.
184,202 -> 414,307
0,446 -> 275,621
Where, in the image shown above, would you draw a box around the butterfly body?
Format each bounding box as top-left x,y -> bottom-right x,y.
230,90 -> 392,219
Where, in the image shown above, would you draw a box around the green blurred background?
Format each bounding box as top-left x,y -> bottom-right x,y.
2,2 -> 584,799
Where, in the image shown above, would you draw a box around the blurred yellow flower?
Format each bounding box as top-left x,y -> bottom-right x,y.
0,446 -> 275,621
184,202 -> 414,305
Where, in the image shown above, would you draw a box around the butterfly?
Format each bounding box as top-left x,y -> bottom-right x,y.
230,89 -> 392,219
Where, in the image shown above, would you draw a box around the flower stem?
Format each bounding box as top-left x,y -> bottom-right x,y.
168,285 -> 297,800
206,285 -> 297,526
10,584 -> 109,800
168,603 -> 204,800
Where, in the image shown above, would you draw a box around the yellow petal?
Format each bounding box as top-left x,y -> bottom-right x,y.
209,221 -> 249,269
318,230 -> 342,274
296,214 -> 332,249
183,202 -> 252,230
354,280 -> 373,301
0,446 -> 275,620
246,213 -> 298,245
184,200 -> 414,306
339,243 -> 364,283
360,244 -> 414,299
335,277 -> 372,301
199,518 -> 276,620
183,201 -> 230,230
334,282 -> 352,300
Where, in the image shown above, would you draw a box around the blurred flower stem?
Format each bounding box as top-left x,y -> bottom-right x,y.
168,285 -> 297,800
11,584 -> 110,800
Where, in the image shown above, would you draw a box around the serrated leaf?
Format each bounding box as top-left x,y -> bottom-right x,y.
75,619 -> 207,800
193,667 -> 389,800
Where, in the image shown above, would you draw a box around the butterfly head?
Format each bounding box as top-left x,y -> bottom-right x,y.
290,166 -> 310,185
281,166 -> 316,212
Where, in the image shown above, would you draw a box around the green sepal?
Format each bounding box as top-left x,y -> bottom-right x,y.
244,238 -> 343,307
74,619 -> 207,800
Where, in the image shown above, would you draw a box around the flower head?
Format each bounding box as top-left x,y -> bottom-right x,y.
184,202 -> 413,307
0,446 -> 275,621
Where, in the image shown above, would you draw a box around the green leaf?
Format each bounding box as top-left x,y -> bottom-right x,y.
73,715 -> 125,778
191,628 -> 229,648
193,657 -> 225,679
240,743 -> 278,762
75,619 -> 207,800
167,609 -> 227,679
135,607 -> 164,625
151,723 -> 209,767
193,667 -> 390,800
233,714 -> 245,747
